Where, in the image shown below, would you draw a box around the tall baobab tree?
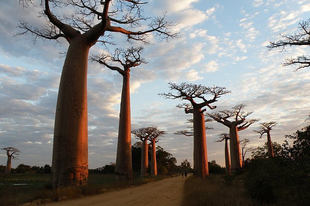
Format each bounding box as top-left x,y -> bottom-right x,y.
254,122 -> 277,158
160,83 -> 230,178
93,47 -> 145,180
17,0 -> 176,187
148,127 -> 166,176
132,127 -> 153,177
208,104 -> 258,173
215,133 -> 231,175
2,147 -> 20,174
268,19 -> 310,70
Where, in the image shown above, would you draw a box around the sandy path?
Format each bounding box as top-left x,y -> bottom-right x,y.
45,176 -> 185,206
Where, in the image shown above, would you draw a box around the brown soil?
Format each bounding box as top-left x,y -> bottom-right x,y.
45,176 -> 185,206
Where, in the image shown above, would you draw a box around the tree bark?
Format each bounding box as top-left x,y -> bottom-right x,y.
193,108 -> 209,178
151,140 -> 157,176
5,155 -> 12,174
115,71 -> 133,181
225,138 -> 231,175
266,131 -> 274,157
52,35 -> 90,188
141,139 -> 148,176
229,125 -> 242,173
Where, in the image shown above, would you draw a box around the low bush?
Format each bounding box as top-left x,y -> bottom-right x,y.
182,175 -> 255,206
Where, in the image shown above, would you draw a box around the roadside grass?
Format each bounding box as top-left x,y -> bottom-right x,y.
182,174 -> 257,206
0,173 -> 166,206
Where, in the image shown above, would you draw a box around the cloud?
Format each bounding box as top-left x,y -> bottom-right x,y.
253,0 -> 264,7
202,60 -> 219,73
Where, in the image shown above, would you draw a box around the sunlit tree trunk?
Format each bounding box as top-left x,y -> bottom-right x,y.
229,125 -> 242,173
5,154 -> 12,174
52,36 -> 89,188
141,139 -> 148,176
266,131 -> 274,157
225,138 -> 231,175
193,108 -> 209,178
151,140 -> 157,176
115,71 -> 133,181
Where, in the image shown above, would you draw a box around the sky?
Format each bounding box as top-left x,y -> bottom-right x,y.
1,0 -> 310,169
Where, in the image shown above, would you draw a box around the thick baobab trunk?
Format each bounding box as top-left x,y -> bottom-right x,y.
151,140 -> 157,176
229,126 -> 242,173
52,36 -> 90,188
193,109 -> 209,178
225,138 -> 231,175
5,155 -> 12,174
266,131 -> 274,157
115,71 -> 133,181
141,139 -> 148,176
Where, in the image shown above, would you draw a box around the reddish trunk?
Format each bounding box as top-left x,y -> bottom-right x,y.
225,138 -> 231,175
267,131 -> 274,157
115,71 -> 133,181
52,35 -> 89,188
229,125 -> 242,173
193,108 -> 209,178
141,139 -> 148,176
5,155 -> 12,174
151,140 -> 157,176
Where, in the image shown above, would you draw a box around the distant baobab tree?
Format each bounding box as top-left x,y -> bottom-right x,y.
215,133 -> 231,175
208,104 -> 258,173
160,82 -> 230,178
268,19 -> 310,70
17,0 -> 176,187
148,128 -> 166,176
240,138 -> 251,166
132,127 -> 153,177
254,122 -> 277,158
93,47 -> 146,181
2,147 -> 20,174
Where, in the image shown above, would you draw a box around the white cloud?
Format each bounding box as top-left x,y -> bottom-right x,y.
253,0 -> 264,7
301,3 -> 310,12
236,39 -> 247,53
185,69 -> 203,81
202,60 -> 219,73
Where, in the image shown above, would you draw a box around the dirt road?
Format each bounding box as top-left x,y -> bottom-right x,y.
45,176 -> 185,206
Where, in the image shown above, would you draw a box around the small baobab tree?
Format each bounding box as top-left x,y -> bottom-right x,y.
240,138 -> 251,166
148,127 -> 166,176
160,83 -> 230,178
208,104 -> 258,173
268,19 -> 310,71
132,127 -> 153,177
254,122 -> 277,158
215,133 -> 231,175
2,147 -> 20,174
93,47 -> 146,181
18,0 -> 176,187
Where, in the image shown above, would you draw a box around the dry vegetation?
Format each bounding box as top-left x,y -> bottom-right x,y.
181,175 -> 256,206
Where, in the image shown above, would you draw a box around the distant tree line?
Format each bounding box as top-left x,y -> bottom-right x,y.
0,164 -> 51,174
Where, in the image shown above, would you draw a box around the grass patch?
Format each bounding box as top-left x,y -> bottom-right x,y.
0,173 -> 167,206
182,175 -> 256,206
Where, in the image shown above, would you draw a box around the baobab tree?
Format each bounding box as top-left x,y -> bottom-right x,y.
208,104 -> 258,173
240,138 -> 251,166
254,122 -> 277,158
2,147 -> 20,174
160,83 -> 230,178
268,19 -> 310,70
132,127 -> 153,177
17,0 -> 175,187
148,127 -> 166,176
93,47 -> 146,180
215,133 -> 231,175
